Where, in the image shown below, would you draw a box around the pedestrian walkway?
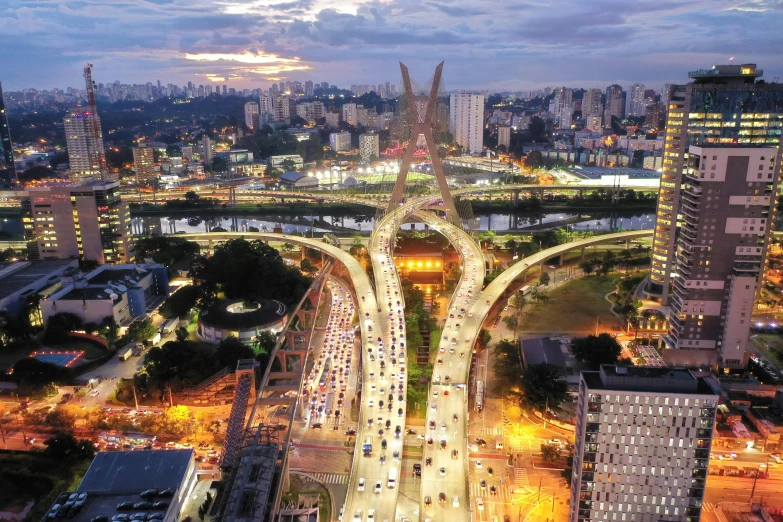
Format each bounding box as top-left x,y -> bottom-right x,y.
508,439 -> 525,452
469,483 -> 515,500
483,427 -> 502,435
513,466 -> 529,487
702,502 -> 715,513
301,472 -> 350,484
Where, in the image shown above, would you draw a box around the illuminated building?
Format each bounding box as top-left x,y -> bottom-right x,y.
21,181 -> 133,264
64,107 -> 106,181
132,143 -> 156,186
648,63 -> 783,368
450,93 -> 485,154
359,133 -> 379,162
570,365 -> 718,522
0,81 -> 16,182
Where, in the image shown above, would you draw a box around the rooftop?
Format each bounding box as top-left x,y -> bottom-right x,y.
0,260 -> 77,302
689,63 -> 762,82
199,298 -> 287,330
78,449 -> 193,493
582,364 -> 717,395
521,337 -> 567,368
563,166 -> 662,180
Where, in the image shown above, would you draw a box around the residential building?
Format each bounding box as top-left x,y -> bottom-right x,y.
359,133 -> 380,162
244,101 -> 259,129
296,101 -> 325,123
64,106 -> 106,181
201,135 -> 214,165
274,95 -> 296,122
649,64 -> 783,300
570,365 -> 718,522
628,83 -> 647,117
270,154 -> 304,170
645,102 -> 665,128
0,81 -> 15,182
497,125 -> 511,150
132,143 -> 156,186
259,92 -> 273,116
21,181 -> 133,264
582,88 -> 603,119
603,84 -> 626,124
449,93 -> 485,154
330,132 -> 352,152
342,103 -> 358,127
325,112 -> 340,128
585,114 -> 602,133
41,262 -> 169,326
305,80 -> 314,97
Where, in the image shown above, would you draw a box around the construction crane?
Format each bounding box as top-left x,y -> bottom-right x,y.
83,63 -> 107,180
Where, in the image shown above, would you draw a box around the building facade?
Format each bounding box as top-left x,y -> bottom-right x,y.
244,101 -> 259,129
649,63 -> 783,317
21,181 -> 133,264
497,125 -> 511,150
449,93 -> 485,154
200,135 -> 214,165
604,84 -> 626,124
274,95 -> 296,122
628,83 -> 647,117
583,89 -> 603,121
64,107 -> 106,181
329,132 -> 352,152
132,144 -> 156,186
570,365 -> 718,522
662,145 -> 780,368
359,133 -> 380,162
342,103 -> 358,127
0,81 -> 15,182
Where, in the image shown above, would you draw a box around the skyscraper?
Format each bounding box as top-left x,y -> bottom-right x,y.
628,83 -> 647,116
259,92 -> 273,116
604,84 -> 626,124
305,80 -> 314,97
648,63 -> 783,368
570,365 -> 718,522
0,81 -> 16,183
449,93 -> 485,154
497,125 -> 511,150
133,144 -> 156,186
64,107 -> 106,181
201,135 -> 214,166
21,181 -> 133,264
342,103 -> 358,127
244,101 -> 259,129
274,95 -> 296,122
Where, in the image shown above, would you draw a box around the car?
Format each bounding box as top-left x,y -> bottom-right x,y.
475,438 -> 487,447
439,438 -> 446,449
117,503 -> 135,511
490,485 -> 497,496
439,467 -> 446,477
476,498 -> 484,511
358,478 -> 366,492
146,514 -> 164,521
424,496 -> 432,507
487,467 -> 494,476
381,439 -> 388,449
439,493 -> 447,505
451,449 -> 459,459
311,423 -> 322,429
452,495 -> 460,508
380,454 -> 386,464
427,438 -> 434,446
476,460 -> 482,469
130,514 -> 146,521
344,429 -> 357,436
152,502 -> 168,509
112,516 -> 129,522
730,453 -> 737,460
353,510 -> 362,522
48,505 -> 62,519
407,428 -> 417,435
441,422 -> 446,431
413,464 -> 422,477
425,457 -> 432,466
393,450 -> 400,461
771,453 -> 782,463
429,421 -> 436,430
453,414 -> 458,422
480,480 -> 487,490
134,502 -> 152,509
75,493 -> 88,507
139,490 -> 157,499
367,509 -> 375,522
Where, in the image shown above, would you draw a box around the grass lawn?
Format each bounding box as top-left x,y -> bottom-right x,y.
751,334 -> 783,367
519,275 -> 624,335
0,452 -> 91,522
52,340 -> 108,360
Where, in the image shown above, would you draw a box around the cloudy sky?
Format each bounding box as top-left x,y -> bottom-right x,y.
3,0 -> 782,92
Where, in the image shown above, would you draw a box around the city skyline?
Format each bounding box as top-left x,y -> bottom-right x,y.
2,0 -> 783,91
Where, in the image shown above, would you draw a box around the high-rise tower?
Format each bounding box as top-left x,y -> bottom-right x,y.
450,92 -> 484,154
65,64 -> 108,182
0,82 -> 16,183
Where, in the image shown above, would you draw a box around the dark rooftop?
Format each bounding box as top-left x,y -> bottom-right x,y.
689,63 -> 762,82
87,267 -> 145,286
78,449 -> 193,493
582,364 -> 717,395
521,337 -> 566,368
0,260 -> 77,302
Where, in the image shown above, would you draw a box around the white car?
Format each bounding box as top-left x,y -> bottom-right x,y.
367,509 -> 375,522
374,481 -> 382,494
476,459 -> 482,469
358,478 -> 365,492
476,498 -> 484,511
452,495 -> 460,508
353,511 -> 362,522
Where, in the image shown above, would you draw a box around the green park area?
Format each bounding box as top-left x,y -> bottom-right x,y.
519,275 -> 623,335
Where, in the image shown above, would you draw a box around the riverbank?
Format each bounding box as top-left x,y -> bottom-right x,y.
128,202 -> 372,217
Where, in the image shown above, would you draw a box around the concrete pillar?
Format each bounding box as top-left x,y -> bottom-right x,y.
580,247 -> 585,261
513,190 -> 520,206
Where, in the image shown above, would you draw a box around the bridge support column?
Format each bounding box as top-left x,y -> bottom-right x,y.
513,190 -> 520,206
281,456 -> 291,493
301,246 -> 307,261
580,247 -> 586,261
626,239 -> 630,249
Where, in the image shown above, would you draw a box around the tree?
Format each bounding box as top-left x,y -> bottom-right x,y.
217,336 -> 254,368
254,330 -> 277,354
43,312 -> 83,344
300,258 -> 318,275
211,156 -> 228,173
541,443 -> 562,462
128,318 -> 157,342
520,363 -> 568,412
570,333 -> 622,369
166,145 -> 182,157
175,326 -> 189,342
502,315 -> 520,337
160,285 -> 200,319
508,293 -> 527,311
133,236 -> 199,265
46,406 -> 78,433
579,259 -> 596,277
282,243 -> 295,253
163,405 -> 192,436
528,117 -> 547,140
43,433 -> 96,460
478,329 -> 492,350
13,358 -> 71,386
198,492 -> 213,521
538,272 -> 550,287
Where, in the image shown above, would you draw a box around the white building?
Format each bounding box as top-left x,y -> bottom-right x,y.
244,101 -> 259,129
325,112 -> 340,128
628,83 -> 647,117
296,101 -> 325,123
497,125 -> 510,150
200,135 -> 214,165
582,88 -> 603,119
570,365 -> 718,522
449,93 -> 484,154
342,103 -> 358,127
585,114 -> 603,133
329,132 -> 352,152
270,154 -> 304,170
259,92 -> 273,116
359,133 -> 380,162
